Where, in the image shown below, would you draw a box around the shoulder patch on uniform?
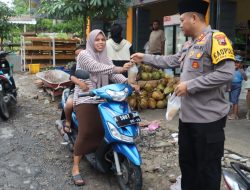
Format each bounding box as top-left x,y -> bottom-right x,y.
211,32 -> 235,64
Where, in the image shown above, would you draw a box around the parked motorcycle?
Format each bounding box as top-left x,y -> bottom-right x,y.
223,162 -> 250,190
0,51 -> 17,120
55,70 -> 142,190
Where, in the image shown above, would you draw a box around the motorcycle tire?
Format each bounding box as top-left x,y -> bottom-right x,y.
117,154 -> 142,190
0,92 -> 9,120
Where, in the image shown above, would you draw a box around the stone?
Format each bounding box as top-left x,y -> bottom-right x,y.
151,142 -> 172,148
44,99 -> 50,104
246,161 -> 250,168
23,180 -> 30,184
32,95 -> 39,99
145,165 -> 164,173
171,133 -> 178,138
240,158 -> 248,163
227,154 -> 242,161
25,114 -> 33,118
224,158 -> 231,168
221,160 -> 225,167
169,174 -> 177,183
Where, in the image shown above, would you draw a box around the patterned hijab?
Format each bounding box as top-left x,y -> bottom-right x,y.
85,29 -> 111,88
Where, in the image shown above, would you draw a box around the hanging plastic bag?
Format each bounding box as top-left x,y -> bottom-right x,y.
165,93 -> 181,121
128,64 -> 138,84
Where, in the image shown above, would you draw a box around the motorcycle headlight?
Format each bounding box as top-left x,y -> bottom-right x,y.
107,122 -> 134,143
106,88 -> 129,102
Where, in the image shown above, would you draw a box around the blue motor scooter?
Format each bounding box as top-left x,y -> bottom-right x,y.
56,70 -> 142,190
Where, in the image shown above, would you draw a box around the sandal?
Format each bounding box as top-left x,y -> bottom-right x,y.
63,120 -> 72,133
72,174 -> 85,186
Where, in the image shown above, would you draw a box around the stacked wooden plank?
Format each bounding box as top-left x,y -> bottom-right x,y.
21,37 -> 81,70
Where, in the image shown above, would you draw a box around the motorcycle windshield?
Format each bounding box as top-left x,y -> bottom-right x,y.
92,84 -> 133,102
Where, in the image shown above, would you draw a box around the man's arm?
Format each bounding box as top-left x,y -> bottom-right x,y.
70,75 -> 89,91
143,52 -> 181,69
69,63 -> 88,91
239,69 -> 248,81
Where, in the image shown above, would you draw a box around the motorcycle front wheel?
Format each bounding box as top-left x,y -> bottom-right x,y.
117,154 -> 142,190
0,92 -> 9,120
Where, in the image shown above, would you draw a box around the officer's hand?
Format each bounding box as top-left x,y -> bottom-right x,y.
175,82 -> 187,96
131,53 -> 144,64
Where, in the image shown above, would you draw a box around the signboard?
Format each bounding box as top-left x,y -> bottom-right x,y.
163,14 -> 181,26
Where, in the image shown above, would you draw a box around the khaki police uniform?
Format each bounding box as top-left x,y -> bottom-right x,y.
144,26 -> 235,123
143,25 -> 235,190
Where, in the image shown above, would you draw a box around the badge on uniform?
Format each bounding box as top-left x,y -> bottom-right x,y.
192,62 -> 200,69
214,34 -> 227,46
211,32 -> 235,64
196,53 -> 202,59
189,51 -> 195,57
197,33 -> 205,42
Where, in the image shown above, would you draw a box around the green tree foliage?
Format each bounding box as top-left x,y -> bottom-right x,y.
39,0 -> 131,43
30,18 -> 83,35
0,2 -> 15,50
13,0 -> 30,15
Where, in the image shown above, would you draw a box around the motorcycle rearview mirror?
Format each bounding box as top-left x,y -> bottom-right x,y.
75,70 -> 90,80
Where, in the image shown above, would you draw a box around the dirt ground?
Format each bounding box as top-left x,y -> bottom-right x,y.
0,72 -> 228,190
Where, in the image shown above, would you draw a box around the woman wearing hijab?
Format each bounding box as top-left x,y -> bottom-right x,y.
72,29 -> 133,186
106,24 -> 133,77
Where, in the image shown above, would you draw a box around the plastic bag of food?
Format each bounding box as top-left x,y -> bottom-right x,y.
128,64 -> 138,84
165,93 -> 181,121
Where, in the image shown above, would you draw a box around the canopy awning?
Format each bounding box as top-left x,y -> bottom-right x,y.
8,16 -> 37,25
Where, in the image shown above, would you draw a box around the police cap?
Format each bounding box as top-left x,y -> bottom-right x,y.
178,0 -> 209,16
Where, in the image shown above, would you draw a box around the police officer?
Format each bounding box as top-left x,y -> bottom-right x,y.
131,0 -> 235,189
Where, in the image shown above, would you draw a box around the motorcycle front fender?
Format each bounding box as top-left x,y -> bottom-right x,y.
113,143 -> 142,166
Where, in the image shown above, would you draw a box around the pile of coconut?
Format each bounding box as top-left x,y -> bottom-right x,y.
128,64 -> 179,110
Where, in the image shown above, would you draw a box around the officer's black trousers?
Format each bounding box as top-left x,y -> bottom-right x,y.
178,116 -> 226,190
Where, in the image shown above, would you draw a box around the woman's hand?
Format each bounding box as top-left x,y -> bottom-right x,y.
130,53 -> 145,64
79,82 -> 89,91
114,62 -> 134,74
123,62 -> 134,71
